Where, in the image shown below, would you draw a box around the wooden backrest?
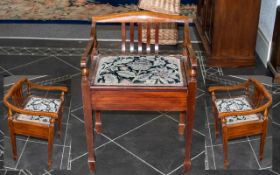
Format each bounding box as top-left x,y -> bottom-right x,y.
90,11 -> 193,55
4,78 -> 30,108
248,78 -> 272,109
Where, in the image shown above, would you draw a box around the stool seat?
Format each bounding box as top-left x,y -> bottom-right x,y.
215,96 -> 259,124
17,96 -> 62,124
94,55 -> 184,86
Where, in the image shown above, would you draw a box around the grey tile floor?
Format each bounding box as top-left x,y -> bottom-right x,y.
0,24 -> 279,175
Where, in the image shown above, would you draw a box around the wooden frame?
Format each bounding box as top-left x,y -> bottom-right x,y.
80,11 -> 197,173
208,78 -> 272,168
3,78 -> 68,169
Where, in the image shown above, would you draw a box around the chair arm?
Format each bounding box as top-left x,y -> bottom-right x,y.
29,82 -> 68,92
4,101 -> 58,119
208,81 -> 249,93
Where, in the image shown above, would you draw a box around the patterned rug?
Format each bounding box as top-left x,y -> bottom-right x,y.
0,1 -> 196,20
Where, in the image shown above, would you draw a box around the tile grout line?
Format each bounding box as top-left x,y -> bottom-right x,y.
5,56 -> 50,72
70,152 -> 88,163
269,169 -> 280,175
247,137 -> 262,169
70,106 -> 83,113
59,98 -> 72,170
204,99 -> 217,170
54,56 -> 81,71
15,137 -> 29,169
205,136 -> 272,148
4,135 -> 70,147
71,113 -> 84,123
70,114 -> 163,162
67,140 -> 72,170
100,133 -> 166,175
0,65 -> 14,76
163,114 -> 205,137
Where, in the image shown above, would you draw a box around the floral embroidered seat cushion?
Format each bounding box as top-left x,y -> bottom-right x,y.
17,96 -> 61,124
215,96 -> 259,124
94,55 -> 184,86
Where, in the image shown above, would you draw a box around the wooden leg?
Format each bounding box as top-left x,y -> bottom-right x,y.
184,79 -> 196,172
259,120 -> 268,160
214,113 -> 219,139
95,111 -> 102,134
222,125 -> 229,169
8,119 -> 17,160
178,112 -> 186,136
48,121 -> 55,170
82,72 -> 95,172
57,110 -> 63,139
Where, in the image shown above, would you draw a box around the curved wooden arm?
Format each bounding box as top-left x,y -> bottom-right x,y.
4,101 -> 58,118
29,82 -> 68,92
208,81 -> 249,92
219,100 -> 272,118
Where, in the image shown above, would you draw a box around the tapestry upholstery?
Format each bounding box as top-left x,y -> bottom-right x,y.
17,96 -> 61,124
215,96 -> 259,124
94,55 -> 184,86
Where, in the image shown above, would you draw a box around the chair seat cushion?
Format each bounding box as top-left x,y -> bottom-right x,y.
17,96 -> 61,124
215,96 -> 259,124
94,55 -> 184,86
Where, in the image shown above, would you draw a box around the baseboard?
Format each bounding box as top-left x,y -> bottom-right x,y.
256,27 -> 272,68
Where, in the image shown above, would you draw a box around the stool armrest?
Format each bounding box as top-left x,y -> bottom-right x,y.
219,101 -> 272,118
29,82 -> 68,92
4,101 -> 58,118
208,81 -> 249,92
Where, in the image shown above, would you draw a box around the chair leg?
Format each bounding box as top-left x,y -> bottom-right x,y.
8,119 -> 17,160
259,123 -> 268,160
222,125 -> 229,169
212,104 -> 219,138
57,108 -> 63,139
95,111 -> 102,134
48,122 -> 55,170
178,112 -> 185,136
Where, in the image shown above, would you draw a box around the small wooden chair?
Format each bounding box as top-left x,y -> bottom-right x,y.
208,78 -> 272,168
81,11 -> 197,172
3,78 -> 68,169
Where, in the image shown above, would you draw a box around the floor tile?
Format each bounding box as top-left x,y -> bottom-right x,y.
0,55 -> 49,71
115,116 -> 204,174
212,142 -> 259,170
273,123 -> 280,173
250,137 -> 272,169
72,109 -> 161,140
4,137 -> 27,169
9,57 -> 79,75
17,141 -> 64,171
71,143 -> 163,175
69,113 -> 109,158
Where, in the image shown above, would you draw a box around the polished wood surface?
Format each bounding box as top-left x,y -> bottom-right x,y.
195,0 -> 261,67
209,78 -> 272,168
3,78 -> 68,170
81,11 -> 197,173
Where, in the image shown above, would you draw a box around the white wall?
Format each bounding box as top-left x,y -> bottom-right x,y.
256,0 -> 278,66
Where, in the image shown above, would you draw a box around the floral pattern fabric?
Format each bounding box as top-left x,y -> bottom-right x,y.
17,97 -> 61,124
215,96 -> 259,124
94,55 -> 183,86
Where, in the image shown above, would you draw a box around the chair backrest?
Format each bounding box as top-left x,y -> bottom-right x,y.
4,78 -> 30,109
90,11 -> 193,55
247,78 -> 272,109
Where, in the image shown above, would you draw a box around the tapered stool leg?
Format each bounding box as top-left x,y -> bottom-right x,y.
178,112 -> 186,136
